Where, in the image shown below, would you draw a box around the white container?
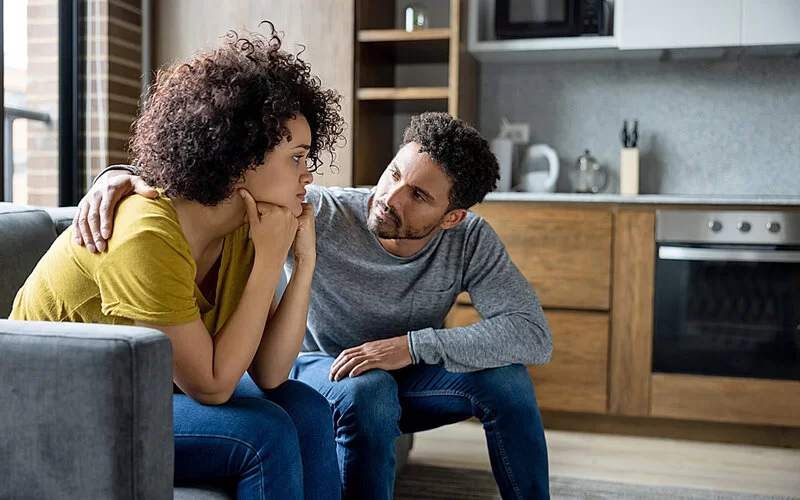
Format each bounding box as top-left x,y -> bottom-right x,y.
491,138 -> 515,192
620,147 -> 640,195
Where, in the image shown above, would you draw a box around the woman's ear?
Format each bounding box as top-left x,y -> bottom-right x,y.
440,208 -> 467,230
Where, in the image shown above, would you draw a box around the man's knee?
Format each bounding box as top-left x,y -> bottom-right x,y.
332,370 -> 401,438
470,364 -> 540,415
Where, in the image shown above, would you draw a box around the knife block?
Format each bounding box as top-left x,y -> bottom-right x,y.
620,147 -> 639,195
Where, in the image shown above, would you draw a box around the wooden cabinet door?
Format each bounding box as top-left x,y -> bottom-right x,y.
651,374 -> 800,427
741,0 -> 800,46
446,306 -> 610,414
471,203 -> 613,311
617,0 -> 742,50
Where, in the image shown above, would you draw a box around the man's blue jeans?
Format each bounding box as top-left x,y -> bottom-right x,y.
291,355 -> 550,500
173,374 -> 341,500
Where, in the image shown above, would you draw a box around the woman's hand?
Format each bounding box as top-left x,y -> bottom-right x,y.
239,189 -> 297,262
291,203 -> 316,263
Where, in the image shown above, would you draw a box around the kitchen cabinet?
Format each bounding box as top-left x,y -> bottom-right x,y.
447,203 -> 613,414
609,211 -> 655,417
455,201 -> 800,446
470,203 -> 613,311
651,374 -> 800,427
617,0 -> 742,50
741,0 -> 800,46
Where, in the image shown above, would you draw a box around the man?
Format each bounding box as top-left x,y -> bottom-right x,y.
77,112 -> 553,499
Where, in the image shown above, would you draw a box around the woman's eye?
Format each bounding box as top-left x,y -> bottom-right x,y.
391,170 -> 400,180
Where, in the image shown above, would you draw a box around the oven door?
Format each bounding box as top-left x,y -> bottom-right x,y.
495,0 -> 579,39
653,244 -> 800,381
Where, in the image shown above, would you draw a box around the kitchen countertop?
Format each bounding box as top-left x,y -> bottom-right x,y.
483,192 -> 800,206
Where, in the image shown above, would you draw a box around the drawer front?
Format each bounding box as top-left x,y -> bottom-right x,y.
651,374 -> 800,427
471,203 -> 613,310
446,306 -> 609,414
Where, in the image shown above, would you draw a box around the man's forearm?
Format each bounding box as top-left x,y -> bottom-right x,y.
409,313 -> 552,372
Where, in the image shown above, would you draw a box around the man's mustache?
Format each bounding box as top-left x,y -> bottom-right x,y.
376,201 -> 401,225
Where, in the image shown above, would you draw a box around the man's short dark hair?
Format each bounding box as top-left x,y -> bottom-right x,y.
130,22 -> 345,206
401,112 -> 499,210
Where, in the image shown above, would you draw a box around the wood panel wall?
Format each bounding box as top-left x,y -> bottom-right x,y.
152,0 -> 354,187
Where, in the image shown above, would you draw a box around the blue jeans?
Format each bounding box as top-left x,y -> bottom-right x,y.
290,355 -> 550,500
173,374 -> 341,500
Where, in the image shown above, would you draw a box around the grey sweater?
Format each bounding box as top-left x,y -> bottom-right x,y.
285,185 -> 552,372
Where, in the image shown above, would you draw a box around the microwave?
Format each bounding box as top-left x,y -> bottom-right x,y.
495,0 -> 606,39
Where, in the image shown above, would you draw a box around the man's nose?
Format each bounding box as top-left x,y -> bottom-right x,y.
385,183 -> 405,210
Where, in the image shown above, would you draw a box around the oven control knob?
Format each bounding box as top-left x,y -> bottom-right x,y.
767,222 -> 781,233
737,221 -> 751,233
708,220 -> 723,232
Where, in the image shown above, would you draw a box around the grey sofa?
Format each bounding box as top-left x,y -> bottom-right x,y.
0,202 -> 412,499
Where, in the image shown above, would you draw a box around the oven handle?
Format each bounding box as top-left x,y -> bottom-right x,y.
659,246 -> 800,263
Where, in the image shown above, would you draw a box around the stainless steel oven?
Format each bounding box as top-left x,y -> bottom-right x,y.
653,210 -> 800,381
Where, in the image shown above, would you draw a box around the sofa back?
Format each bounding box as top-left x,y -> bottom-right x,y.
0,203 -> 76,318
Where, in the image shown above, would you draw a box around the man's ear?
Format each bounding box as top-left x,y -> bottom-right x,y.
440,208 -> 467,230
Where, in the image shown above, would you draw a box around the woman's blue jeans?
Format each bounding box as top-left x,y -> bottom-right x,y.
173,374 -> 341,500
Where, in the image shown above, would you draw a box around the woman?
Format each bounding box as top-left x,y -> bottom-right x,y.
11,23 -> 344,499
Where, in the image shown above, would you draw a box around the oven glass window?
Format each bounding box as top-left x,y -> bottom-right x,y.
653,246 -> 800,381
509,0 -> 567,23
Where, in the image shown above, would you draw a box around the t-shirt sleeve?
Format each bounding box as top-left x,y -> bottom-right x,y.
95,229 -> 200,325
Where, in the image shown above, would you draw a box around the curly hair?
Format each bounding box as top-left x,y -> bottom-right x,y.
401,112 -> 499,210
129,22 -> 345,205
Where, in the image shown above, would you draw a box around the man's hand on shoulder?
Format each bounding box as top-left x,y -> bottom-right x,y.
329,335 -> 413,381
73,170 -> 158,253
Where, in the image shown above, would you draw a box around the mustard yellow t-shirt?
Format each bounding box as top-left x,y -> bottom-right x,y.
10,193 -> 255,335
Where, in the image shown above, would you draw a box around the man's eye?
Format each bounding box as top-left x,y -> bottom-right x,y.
414,192 -> 425,201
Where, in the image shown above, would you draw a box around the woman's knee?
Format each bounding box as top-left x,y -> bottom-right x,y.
227,398 -> 303,466
266,379 -> 335,437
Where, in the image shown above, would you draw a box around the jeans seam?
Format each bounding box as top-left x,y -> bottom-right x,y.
174,434 -> 265,500
401,389 -> 524,499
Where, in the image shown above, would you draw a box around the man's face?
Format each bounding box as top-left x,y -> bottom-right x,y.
368,142 -> 454,240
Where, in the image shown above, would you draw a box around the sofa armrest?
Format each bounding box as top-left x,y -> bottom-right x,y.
0,320 -> 174,500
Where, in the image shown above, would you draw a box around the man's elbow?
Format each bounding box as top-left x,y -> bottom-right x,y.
523,319 -> 553,365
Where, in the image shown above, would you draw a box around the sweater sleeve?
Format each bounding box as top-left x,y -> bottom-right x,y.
408,218 -> 552,372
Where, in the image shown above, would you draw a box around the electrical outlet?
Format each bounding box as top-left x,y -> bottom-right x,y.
502,123 -> 530,144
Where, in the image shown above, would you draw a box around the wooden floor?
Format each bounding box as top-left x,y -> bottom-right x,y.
407,421 -> 800,497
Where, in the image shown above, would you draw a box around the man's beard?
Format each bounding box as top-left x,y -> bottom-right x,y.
367,203 -> 439,240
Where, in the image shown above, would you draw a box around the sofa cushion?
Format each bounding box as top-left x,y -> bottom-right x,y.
0,203 -> 58,318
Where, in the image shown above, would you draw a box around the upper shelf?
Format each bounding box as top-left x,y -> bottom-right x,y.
358,28 -> 452,43
357,87 -> 450,101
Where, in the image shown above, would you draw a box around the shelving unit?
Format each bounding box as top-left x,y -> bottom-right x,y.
353,0 -> 477,186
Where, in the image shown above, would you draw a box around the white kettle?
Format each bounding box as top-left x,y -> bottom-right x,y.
519,144 -> 559,193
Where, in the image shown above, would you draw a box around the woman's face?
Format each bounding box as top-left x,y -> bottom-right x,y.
241,114 -> 314,216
